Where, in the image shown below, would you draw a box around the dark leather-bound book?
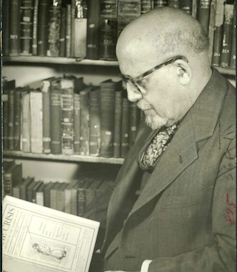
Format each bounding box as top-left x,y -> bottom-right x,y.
9,0 -> 21,56
50,78 -> 62,154
229,2 -> 236,69
100,79 -> 116,157
21,88 -> 31,153
113,82 -> 123,158
71,179 -> 86,215
197,0 -> 211,34
47,4 -> 61,57
80,87 -> 92,156
26,181 -> 41,202
129,102 -> 140,147
78,178 -> 93,217
117,0 -> 141,37
3,163 -> 22,197
2,0 -> 10,56
59,7 -> 66,57
37,0 -> 49,56
71,0 -> 76,57
14,88 -> 23,150
100,0 -> 117,60
220,4 -> 234,68
13,180 -> 23,199
32,0 -> 39,55
41,77 -> 55,154
121,93 -> 130,158
87,0 -> 101,59
44,182 -> 58,208
8,82 -> 16,150
20,176 -> 34,200
73,77 -> 84,154
36,182 -> 47,206
212,26 -> 223,66
89,88 -> 101,156
61,77 -> 74,155
66,4 -> 72,57
3,160 -> 16,197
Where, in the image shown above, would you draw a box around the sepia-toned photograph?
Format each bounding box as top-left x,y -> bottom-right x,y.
2,0 -> 236,272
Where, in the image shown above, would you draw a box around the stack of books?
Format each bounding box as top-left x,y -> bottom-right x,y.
3,76 -> 143,158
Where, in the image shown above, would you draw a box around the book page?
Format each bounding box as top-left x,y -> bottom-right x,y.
2,196 -> 99,272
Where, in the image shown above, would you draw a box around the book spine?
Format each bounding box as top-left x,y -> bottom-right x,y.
3,174 -> 12,196
44,189 -> 51,207
85,188 -> 96,208
141,0 -> 153,14
192,0 -> 197,18
71,188 -> 78,215
121,98 -> 130,158
50,84 -> 62,154
89,89 -> 101,156
57,189 -> 65,211
37,0 -> 49,56
3,91 -> 9,150
197,0 -> 211,34
47,5 -> 61,57
36,191 -> 44,206
100,0 -> 117,60
61,80 -> 74,155
74,18 -> 87,58
180,0 -> 192,14
32,0 -> 39,55
59,7 -> 66,57
42,80 -> 51,154
71,0 -> 76,57
9,0 -> 21,56
66,4 -> 72,57
65,188 -> 72,213
13,186 -> 21,199
220,4 -> 234,68
212,26 -> 223,66
2,0 -> 10,56
167,0 -> 179,8
113,90 -> 122,158
129,102 -> 139,146
30,91 -> 43,154
20,186 -> 27,200
229,6 -> 236,69
8,90 -> 15,150
208,0 -> 217,61
21,91 -> 31,152
154,0 -> 167,7
50,189 -> 58,210
87,0 -> 100,60
73,93 -> 81,154
77,188 -> 86,216
14,91 -> 22,150
26,187 -> 33,202
80,91 -> 90,156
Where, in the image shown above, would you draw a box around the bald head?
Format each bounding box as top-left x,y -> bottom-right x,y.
116,7 -> 209,69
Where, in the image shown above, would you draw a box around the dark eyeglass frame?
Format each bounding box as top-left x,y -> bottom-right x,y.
120,55 -> 188,93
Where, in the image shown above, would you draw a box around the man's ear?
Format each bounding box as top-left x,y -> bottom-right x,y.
174,59 -> 192,86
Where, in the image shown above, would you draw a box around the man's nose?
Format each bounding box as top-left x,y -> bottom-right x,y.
127,84 -> 142,103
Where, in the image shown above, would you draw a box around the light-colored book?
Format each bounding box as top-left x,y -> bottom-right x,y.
3,195 -> 99,272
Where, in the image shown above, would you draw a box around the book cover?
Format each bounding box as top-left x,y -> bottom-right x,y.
61,77 -> 74,155
2,0 -> 10,56
197,0 -> 211,34
50,182 -> 62,210
44,182 -> 58,208
121,95 -> 130,158
220,4 -> 234,68
229,2 -> 236,69
50,78 -> 62,154
89,88 -> 101,156
36,182 -> 47,206
8,86 -> 16,150
71,179 -> 86,215
80,87 -> 92,156
129,102 -> 140,146
113,83 -> 123,158
100,80 -> 116,157
56,183 -> 69,212
3,196 -> 99,272
20,177 -> 34,200
78,178 -> 93,217
30,89 -> 43,154
3,163 -> 22,197
87,0 -> 101,60
66,4 -> 72,57
32,0 -> 39,55
59,7 -> 66,57
9,0 -> 21,56
64,181 -> 78,214
47,4 -> 61,57
21,88 -> 31,153
37,0 -> 50,56
26,181 -> 41,202
14,88 -> 22,151
100,0 -> 118,60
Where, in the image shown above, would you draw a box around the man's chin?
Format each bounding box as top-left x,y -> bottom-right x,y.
145,115 -> 168,130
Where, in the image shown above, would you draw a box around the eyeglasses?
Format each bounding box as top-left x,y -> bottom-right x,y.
120,55 -> 188,93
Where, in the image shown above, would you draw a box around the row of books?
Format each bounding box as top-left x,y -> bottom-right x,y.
3,76 -> 144,158
3,0 -> 235,66
3,159 -> 116,217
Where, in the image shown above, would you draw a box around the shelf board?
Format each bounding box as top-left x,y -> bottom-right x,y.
215,67 -> 236,76
3,56 -> 119,66
3,151 -> 124,165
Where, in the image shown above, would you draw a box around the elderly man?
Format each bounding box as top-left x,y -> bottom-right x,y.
100,7 -> 236,272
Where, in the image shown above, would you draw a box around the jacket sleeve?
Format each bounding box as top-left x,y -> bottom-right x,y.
148,137 -> 236,272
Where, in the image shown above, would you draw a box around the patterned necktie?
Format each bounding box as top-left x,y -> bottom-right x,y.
141,123 -> 179,168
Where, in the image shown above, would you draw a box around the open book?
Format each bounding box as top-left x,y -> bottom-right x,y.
2,196 -> 100,272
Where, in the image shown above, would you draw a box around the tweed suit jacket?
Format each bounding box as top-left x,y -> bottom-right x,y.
102,68 -> 236,272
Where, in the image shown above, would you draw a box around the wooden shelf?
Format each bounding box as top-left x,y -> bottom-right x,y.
3,56 -> 119,66
3,151 -> 124,165
215,67 -> 236,76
